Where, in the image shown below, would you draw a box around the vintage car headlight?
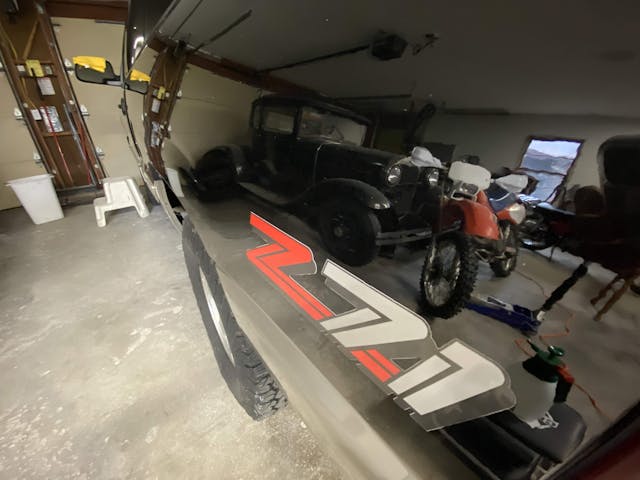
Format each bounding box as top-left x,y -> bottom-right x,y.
386,165 -> 402,185
426,168 -> 440,186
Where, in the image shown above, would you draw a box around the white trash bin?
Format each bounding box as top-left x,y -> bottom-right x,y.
6,174 -> 64,224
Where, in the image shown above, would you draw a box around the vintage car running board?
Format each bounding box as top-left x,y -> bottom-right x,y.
239,181 -> 297,206
376,227 -> 433,245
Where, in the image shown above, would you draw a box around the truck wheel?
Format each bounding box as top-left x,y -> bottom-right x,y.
318,202 -> 381,266
142,181 -> 160,206
182,220 -> 287,420
491,222 -> 518,277
420,232 -> 478,319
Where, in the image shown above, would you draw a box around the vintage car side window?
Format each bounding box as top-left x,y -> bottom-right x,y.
262,106 -> 296,134
299,107 -> 367,145
251,105 -> 262,129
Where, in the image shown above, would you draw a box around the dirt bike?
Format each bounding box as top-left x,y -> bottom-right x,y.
519,186 -> 606,252
421,160 -> 528,318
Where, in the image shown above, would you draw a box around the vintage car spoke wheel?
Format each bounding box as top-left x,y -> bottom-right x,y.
491,222 -> 519,277
319,202 -> 381,267
182,219 -> 287,420
420,232 -> 478,319
330,213 -> 355,247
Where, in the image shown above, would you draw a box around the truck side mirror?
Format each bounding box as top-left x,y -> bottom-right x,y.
73,56 -> 120,85
125,69 -> 150,95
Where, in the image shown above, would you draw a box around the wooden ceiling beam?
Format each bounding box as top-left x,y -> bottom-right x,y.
45,0 -> 128,22
147,37 -> 316,97
187,53 -> 317,97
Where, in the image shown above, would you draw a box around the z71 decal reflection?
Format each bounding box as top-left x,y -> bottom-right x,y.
247,212 -> 515,431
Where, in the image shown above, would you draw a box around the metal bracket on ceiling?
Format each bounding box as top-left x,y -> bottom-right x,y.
259,31 -> 409,74
412,33 -> 440,56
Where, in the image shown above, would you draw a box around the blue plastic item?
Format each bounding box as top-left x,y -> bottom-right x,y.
467,294 -> 541,334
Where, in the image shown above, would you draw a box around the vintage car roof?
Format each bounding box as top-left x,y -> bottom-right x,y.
254,94 -> 373,126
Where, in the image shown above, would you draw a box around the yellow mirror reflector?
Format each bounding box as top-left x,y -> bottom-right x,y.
72,56 -> 107,73
129,69 -> 151,83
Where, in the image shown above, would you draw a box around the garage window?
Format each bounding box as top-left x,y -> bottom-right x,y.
262,106 -> 296,134
519,138 -> 582,201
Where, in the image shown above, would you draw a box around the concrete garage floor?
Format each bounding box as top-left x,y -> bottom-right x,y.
0,205 -> 345,480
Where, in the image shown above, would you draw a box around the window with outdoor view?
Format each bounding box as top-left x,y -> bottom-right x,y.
519,138 -> 582,201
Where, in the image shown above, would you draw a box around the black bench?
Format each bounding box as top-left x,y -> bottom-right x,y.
444,404 -> 586,480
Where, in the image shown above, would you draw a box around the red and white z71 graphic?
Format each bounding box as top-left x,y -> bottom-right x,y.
247,212 -> 515,431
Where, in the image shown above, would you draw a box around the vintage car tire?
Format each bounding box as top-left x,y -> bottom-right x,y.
185,149 -> 238,201
182,220 -> 288,420
318,202 -> 381,266
490,222 -> 519,277
420,232 -> 478,319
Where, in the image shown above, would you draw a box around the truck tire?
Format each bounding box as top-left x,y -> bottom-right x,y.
490,222 -> 519,277
318,201 -> 381,266
420,231 -> 478,319
182,219 -> 287,420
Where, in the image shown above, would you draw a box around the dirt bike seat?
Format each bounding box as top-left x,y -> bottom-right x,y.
486,183 -> 518,213
536,202 -> 575,219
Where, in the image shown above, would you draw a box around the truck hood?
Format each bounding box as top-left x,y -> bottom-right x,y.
315,141 -> 404,167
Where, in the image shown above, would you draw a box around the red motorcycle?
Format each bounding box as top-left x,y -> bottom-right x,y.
421,160 -> 528,318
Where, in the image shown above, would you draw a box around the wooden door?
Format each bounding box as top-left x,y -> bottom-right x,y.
0,0 -> 105,190
141,42 -> 187,179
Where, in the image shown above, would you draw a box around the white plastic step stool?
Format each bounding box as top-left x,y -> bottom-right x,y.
94,176 -> 149,227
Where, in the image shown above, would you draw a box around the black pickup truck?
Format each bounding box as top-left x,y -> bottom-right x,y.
70,0 -> 632,478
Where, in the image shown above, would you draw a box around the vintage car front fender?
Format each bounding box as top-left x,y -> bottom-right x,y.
195,145 -> 251,181
309,178 -> 392,210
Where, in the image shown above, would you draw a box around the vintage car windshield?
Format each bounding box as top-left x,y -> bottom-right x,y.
299,107 -> 367,145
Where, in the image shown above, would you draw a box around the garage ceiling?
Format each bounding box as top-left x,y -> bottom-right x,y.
159,0 -> 640,118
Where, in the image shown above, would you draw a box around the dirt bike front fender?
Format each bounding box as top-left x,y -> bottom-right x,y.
443,199 -> 500,240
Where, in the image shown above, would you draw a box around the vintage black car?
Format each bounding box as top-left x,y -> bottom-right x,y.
183,95 -> 440,266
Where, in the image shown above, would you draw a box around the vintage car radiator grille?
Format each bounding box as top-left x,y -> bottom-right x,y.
398,164 -> 420,185
384,186 -> 417,215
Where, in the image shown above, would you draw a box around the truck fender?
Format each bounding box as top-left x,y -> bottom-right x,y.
443,199 -> 500,240
309,178 -> 392,210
